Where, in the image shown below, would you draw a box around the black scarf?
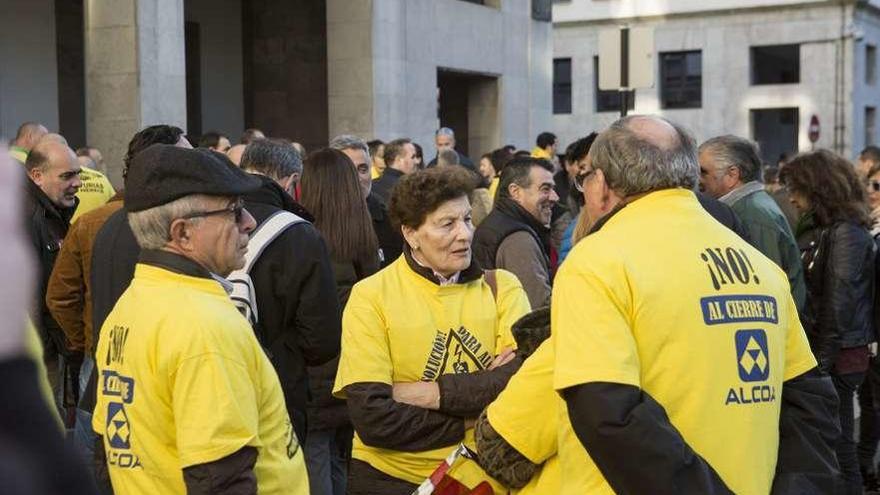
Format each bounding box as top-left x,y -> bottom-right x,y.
493,196 -> 552,258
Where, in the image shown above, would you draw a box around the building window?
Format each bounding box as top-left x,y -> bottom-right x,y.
867,45 -> 877,85
553,58 -> 572,114
867,107 -> 877,146
594,56 -> 633,113
751,44 -> 800,85
660,51 -> 702,109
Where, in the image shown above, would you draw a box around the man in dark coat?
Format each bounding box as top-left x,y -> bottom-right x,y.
22,139 -> 82,414
239,139 -> 341,442
473,157 -> 559,308
371,138 -> 417,206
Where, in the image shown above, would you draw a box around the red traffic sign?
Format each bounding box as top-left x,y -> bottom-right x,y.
808,115 -> 820,143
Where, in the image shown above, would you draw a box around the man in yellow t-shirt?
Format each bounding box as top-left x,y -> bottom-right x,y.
92,144 -> 309,494
553,116 -> 836,494
71,155 -> 115,223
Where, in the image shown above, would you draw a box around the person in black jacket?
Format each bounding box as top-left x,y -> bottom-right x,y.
781,149 -> 877,494
23,139 -> 82,419
239,139 -> 341,443
300,148 -> 381,495
371,138 -> 417,206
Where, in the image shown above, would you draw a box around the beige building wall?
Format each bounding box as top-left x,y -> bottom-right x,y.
86,0 -> 187,186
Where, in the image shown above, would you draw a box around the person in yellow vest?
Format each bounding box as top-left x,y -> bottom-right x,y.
71,153 -> 115,223
92,144 -> 309,494
553,115 -> 839,494
9,122 -> 48,164
332,166 -> 531,494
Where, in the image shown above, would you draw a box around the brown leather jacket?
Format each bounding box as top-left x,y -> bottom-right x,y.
46,198 -> 122,356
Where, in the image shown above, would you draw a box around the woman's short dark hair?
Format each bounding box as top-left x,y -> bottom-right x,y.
780,149 -> 870,227
390,166 -> 475,230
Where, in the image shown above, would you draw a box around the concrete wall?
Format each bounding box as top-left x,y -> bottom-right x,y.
0,0 -> 59,139
553,0 -> 828,23
553,3 -> 849,155
184,0 -> 245,140
327,0 -> 552,158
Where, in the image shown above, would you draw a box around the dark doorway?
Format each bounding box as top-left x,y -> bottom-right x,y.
241,0 -> 328,151
437,69 -> 499,159
55,0 -> 86,149
752,108 -> 799,164
184,21 -> 202,136
438,71 -> 470,155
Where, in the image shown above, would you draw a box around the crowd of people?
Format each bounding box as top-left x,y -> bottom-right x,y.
4,114 -> 880,494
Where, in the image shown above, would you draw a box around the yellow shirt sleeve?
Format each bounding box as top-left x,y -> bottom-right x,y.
781,293 -> 818,381
486,341 -> 557,463
171,352 -> 258,467
333,284 -> 394,397
494,269 -> 531,352
552,259 -> 640,391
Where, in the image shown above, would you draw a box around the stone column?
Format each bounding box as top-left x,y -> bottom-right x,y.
85,0 -> 186,186
327,0 -> 375,141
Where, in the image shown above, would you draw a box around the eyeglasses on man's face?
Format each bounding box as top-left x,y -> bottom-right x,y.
181,199 -> 246,224
574,168 -> 596,193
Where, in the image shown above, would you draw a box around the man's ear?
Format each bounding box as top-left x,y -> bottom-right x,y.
168,218 -> 193,251
507,182 -> 522,202
27,167 -> 42,185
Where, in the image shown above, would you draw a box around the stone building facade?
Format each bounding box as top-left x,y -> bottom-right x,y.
552,0 -> 880,161
0,0 -> 552,185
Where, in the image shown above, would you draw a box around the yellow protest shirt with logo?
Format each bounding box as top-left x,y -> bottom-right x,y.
72,167 -> 115,223
486,340 -> 559,495
333,256 -> 530,490
92,263 -> 308,495
552,189 -> 817,495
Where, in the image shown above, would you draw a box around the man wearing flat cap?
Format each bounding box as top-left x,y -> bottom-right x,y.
91,144 -> 310,494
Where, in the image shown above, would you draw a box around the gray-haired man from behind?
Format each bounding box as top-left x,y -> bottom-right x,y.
553,115 -> 838,494
698,135 -> 806,312
239,138 -> 341,443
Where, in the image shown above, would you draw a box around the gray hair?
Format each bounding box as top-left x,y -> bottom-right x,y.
589,116 -> 699,196
329,134 -> 371,162
128,195 -> 209,250
437,148 -> 459,167
698,135 -> 763,183
436,127 -> 455,139
240,138 -> 302,180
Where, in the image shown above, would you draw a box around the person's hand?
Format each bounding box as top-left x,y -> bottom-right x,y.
392,381 -> 441,410
0,147 -> 35,359
488,347 -> 515,370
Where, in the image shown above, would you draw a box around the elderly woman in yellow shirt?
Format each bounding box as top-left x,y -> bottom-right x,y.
333,166 -> 531,495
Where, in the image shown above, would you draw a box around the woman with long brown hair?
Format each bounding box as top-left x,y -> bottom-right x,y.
300,148 -> 381,495
780,149 -> 876,494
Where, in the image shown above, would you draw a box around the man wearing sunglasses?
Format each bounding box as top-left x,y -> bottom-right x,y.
92,144 -> 310,495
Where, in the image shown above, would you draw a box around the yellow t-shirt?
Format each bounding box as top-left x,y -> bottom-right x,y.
486,340 -> 559,495
552,189 -> 817,495
72,167 -> 115,223
371,166 -> 382,179
92,264 -> 308,495
333,257 -> 531,490
488,177 -> 500,204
